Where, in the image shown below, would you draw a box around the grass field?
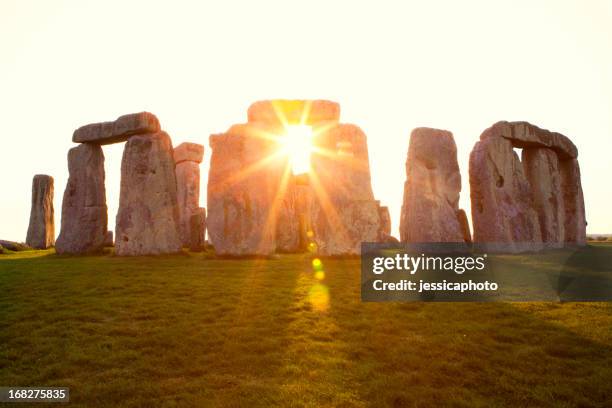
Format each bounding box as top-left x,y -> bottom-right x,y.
1,245 -> 611,407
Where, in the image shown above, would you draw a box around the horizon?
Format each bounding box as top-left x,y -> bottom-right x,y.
1,0 -> 612,241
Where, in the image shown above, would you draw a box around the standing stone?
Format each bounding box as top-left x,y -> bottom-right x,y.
56,144 -> 107,254
310,124 -> 382,255
276,174 -> 313,252
469,128 -> 542,252
174,143 -> 204,246
115,131 -> 182,256
560,158 -> 587,245
456,209 -> 472,244
400,128 -> 469,245
207,124 -> 287,256
522,148 -> 564,248
26,175 -> 55,249
378,205 -> 391,241
189,208 -> 206,252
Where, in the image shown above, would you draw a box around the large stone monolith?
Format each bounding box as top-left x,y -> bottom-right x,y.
207,124 -> 287,256
522,148 -> 564,248
469,123 -> 543,252
72,112 -> 160,145
115,131 -> 182,256
56,144 -> 107,254
276,174 -> 313,252
560,158 -> 586,245
309,123 -> 383,255
174,142 -> 204,246
400,128 -> 469,244
189,207 -> 206,252
248,100 -> 340,126
26,175 -> 55,249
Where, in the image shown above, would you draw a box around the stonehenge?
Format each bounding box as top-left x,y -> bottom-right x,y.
174,142 -> 205,246
55,144 -> 108,254
115,131 -> 182,256
400,128 -> 470,245
469,121 -> 586,252
207,100 -> 388,256
26,175 -> 55,249
57,112 -> 184,255
41,104 -> 586,258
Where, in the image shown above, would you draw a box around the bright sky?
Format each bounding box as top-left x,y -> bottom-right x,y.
1,0 -> 611,242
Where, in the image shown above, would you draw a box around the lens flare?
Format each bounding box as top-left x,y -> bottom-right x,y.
308,284 -> 330,312
281,125 -> 313,175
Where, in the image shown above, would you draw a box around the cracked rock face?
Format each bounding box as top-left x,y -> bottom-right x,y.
400,128 -> 469,245
115,131 -> 182,256
470,134 -> 543,252
26,174 -> 55,249
56,144 -> 108,254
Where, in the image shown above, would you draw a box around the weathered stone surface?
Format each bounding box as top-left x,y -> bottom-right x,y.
456,209 -> 472,244
0,240 -> 31,251
115,131 -> 182,256
378,205 -> 391,241
104,231 -> 114,247
469,136 -> 542,252
56,144 -> 107,254
481,121 -> 577,160
560,158 -> 587,245
207,124 -> 287,256
26,175 -> 55,249
72,112 -> 160,145
309,124 -> 382,255
400,128 -> 468,244
276,174 -> 314,252
175,161 -> 201,246
248,100 -> 340,126
174,142 -> 204,164
522,148 -> 564,248
189,208 -> 206,252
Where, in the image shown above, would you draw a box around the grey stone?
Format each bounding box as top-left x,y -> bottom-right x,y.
26,174 -> 55,249
56,144 -> 107,254
175,161 -> 201,246
115,131 -> 182,256
72,112 -> 160,145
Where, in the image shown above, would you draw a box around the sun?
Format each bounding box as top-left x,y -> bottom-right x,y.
281,125 -> 313,175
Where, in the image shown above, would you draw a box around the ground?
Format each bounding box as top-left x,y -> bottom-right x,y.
1,245 -> 611,407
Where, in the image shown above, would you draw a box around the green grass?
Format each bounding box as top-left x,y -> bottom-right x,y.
1,246 -> 611,407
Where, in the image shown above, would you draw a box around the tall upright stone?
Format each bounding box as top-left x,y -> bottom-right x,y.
189,207 -> 207,252
276,174 -> 314,252
174,142 -> 204,246
115,131 -> 182,256
56,144 -> 107,254
560,158 -> 586,245
26,175 -> 55,249
470,121 -> 586,251
310,123 -> 382,255
207,123 -> 287,256
400,128 -> 469,244
522,148 -> 564,248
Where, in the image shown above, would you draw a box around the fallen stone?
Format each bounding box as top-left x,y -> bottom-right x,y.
175,160 -> 201,246
0,240 -> 31,251
400,128 -> 468,245
174,142 -> 204,164
522,148 -> 565,248
248,100 -> 340,125
115,131 -> 182,256
189,208 -> 206,252
469,135 -> 542,252
72,112 -> 160,145
481,121 -> 577,160
56,144 -> 108,254
26,174 -> 55,249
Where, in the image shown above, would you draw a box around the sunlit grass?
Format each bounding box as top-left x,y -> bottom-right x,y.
0,246 -> 611,407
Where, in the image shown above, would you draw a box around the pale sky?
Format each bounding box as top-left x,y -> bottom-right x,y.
1,0 -> 611,242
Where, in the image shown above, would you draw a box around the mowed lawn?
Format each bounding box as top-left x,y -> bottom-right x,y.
1,246 -> 611,407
